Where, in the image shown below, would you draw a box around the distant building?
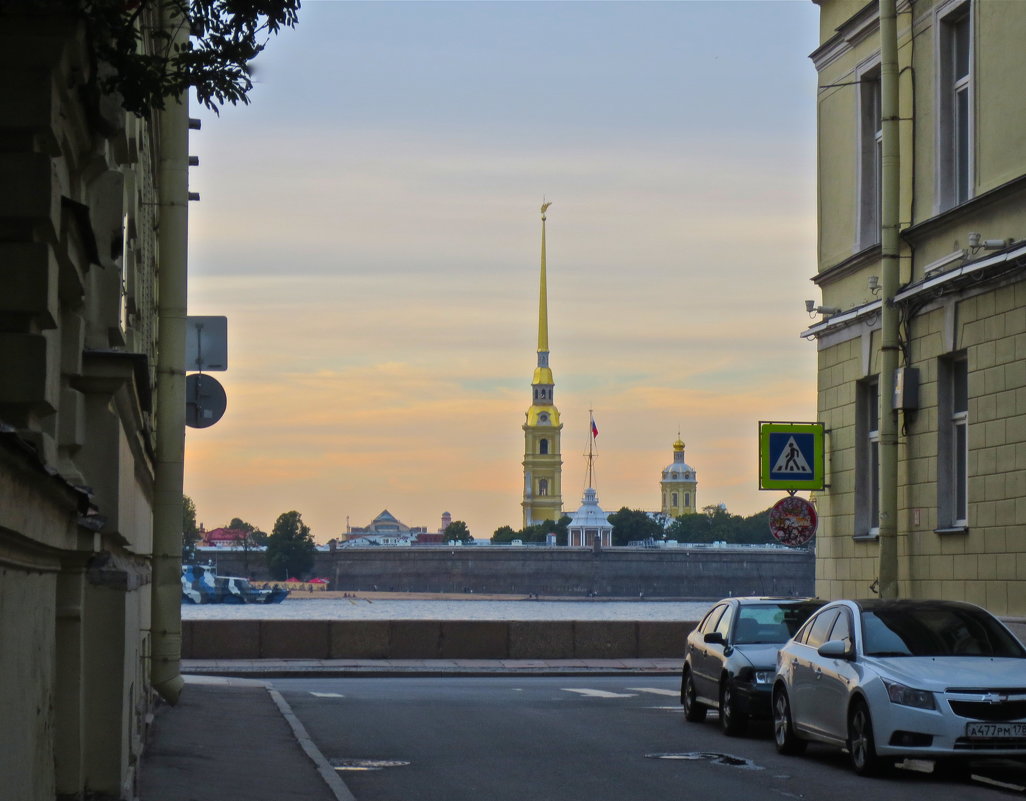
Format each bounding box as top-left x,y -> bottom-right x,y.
567,487 -> 614,548
202,527 -> 250,547
567,413 -> 613,548
660,438 -> 698,517
341,509 -> 438,546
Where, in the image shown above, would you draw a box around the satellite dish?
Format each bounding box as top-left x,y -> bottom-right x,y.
185,374 -> 227,429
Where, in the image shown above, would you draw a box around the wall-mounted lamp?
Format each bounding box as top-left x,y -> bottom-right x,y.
968,232 -> 1013,251
806,300 -> 842,317
868,275 -> 881,295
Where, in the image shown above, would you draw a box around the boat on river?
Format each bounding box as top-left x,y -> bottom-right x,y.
181,563 -> 289,604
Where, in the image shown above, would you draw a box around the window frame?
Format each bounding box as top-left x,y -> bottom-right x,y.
936,0 -> 973,211
855,376 -> 881,539
857,62 -> 882,248
937,353 -> 969,531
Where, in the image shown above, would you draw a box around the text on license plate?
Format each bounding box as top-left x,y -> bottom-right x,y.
966,722 -> 1026,738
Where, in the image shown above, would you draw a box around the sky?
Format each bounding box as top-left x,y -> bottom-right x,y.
184,0 -> 822,542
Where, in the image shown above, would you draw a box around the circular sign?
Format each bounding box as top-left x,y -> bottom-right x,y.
769,496 -> 818,547
185,373 -> 227,429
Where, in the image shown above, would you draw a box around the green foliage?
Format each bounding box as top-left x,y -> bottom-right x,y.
491,525 -> 517,543
228,516 -> 268,546
181,494 -> 200,560
71,0 -> 300,116
607,507 -> 663,546
667,505 -> 775,545
445,520 -> 473,543
265,510 -> 315,580
492,516 -> 570,545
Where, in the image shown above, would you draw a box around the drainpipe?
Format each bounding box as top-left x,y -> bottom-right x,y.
877,0 -> 900,600
151,4 -> 189,704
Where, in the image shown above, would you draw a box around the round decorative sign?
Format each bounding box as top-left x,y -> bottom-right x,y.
769,496 -> 818,547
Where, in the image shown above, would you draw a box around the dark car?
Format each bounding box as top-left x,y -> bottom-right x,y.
681,596 -> 826,735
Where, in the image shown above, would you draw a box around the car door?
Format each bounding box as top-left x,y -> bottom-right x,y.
808,608 -> 857,740
693,603 -> 733,704
788,607 -> 840,735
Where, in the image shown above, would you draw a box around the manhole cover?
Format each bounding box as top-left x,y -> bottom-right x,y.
331,758 -> 411,772
646,752 -> 762,770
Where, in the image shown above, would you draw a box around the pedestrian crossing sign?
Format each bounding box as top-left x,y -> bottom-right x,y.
759,422 -> 825,491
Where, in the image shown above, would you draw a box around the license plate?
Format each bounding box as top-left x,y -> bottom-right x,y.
966,722 -> 1026,739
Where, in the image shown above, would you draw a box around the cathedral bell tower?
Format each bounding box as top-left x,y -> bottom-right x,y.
522,202 -> 563,528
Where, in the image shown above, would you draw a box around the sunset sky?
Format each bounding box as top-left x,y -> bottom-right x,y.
184,0 -> 822,542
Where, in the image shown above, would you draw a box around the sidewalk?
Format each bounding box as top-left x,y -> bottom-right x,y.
139,660 -> 680,801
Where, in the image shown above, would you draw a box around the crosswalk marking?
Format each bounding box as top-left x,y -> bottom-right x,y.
562,688 -> 637,698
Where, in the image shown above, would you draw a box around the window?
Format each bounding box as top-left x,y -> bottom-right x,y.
804,609 -> 841,649
828,609 -> 853,648
938,354 -> 968,529
856,377 -> 880,538
538,478 -> 548,496
700,604 -> 728,635
938,3 -> 972,209
539,438 -> 548,455
858,67 -> 882,247
684,493 -> 690,508
713,605 -> 734,641
672,492 -> 679,508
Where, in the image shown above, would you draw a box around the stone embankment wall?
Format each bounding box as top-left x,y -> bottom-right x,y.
209,546 -> 815,598
182,620 -> 697,660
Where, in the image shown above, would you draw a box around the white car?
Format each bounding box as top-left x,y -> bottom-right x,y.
772,599 -> 1026,776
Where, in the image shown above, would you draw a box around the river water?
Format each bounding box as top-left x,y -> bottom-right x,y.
181,598 -> 716,622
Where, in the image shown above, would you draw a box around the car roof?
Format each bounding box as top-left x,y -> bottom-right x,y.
718,596 -> 824,605
849,598 -> 985,613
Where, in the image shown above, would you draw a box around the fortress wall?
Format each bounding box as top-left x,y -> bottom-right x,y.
208,546 -> 816,599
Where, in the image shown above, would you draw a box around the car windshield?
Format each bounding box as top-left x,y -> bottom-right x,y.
860,605 -> 1026,658
733,602 -> 824,645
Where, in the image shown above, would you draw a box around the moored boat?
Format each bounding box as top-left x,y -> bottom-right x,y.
181,564 -> 289,604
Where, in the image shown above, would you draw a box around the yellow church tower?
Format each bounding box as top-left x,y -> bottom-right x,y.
522,202 -> 563,528
661,437 -> 698,517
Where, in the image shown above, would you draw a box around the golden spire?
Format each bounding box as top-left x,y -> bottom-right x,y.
538,201 -> 551,353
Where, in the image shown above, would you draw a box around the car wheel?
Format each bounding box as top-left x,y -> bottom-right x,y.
772,687 -> 806,755
682,669 -> 707,722
848,700 -> 887,776
719,680 -> 748,736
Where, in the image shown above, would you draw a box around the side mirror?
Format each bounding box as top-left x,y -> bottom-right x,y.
704,631 -> 726,645
818,639 -> 853,660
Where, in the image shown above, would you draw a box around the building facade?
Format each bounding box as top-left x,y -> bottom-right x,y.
660,438 -> 698,517
0,7 -> 190,799
522,203 -> 564,527
806,0 -> 1026,614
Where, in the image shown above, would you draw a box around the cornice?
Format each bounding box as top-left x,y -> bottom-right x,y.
812,243 -> 881,287
902,173 -> 1026,243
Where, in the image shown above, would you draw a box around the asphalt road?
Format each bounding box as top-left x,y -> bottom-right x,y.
273,675 -> 1026,801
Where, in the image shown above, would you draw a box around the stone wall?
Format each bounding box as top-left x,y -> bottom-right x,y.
183,619 -> 697,660
207,546 -> 816,599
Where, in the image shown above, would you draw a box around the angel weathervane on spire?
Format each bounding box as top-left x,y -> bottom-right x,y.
541,200 -> 551,220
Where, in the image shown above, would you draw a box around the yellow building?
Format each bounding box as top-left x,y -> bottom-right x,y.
0,7 -> 191,798
660,438 -> 698,517
522,203 -> 564,527
806,0 -> 1026,616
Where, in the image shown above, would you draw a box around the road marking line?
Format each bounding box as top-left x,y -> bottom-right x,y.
310,692 -> 345,698
627,687 -> 678,697
562,688 -> 637,698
